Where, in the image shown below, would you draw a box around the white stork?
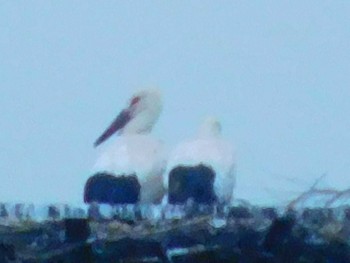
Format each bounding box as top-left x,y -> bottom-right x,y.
164,117 -> 235,205
85,88 -> 166,205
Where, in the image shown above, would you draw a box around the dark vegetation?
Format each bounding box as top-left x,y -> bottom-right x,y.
2,174 -> 350,262
1,203 -> 350,262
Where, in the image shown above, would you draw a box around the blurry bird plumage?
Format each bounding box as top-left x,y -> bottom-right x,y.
85,88 -> 166,205
164,117 -> 235,205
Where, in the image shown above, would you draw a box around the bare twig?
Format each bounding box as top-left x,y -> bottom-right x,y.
287,189 -> 339,210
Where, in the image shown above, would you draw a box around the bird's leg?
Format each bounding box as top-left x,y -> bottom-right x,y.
133,203 -> 143,221
112,204 -> 122,221
124,204 -> 137,223
215,200 -> 229,219
184,198 -> 197,218
169,204 -> 185,220
210,201 -> 229,228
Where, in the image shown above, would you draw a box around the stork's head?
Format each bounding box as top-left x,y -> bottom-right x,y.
198,116 -> 222,138
94,88 -> 162,147
129,88 -> 162,116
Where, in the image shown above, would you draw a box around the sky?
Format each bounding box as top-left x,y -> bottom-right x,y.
1,1 -> 350,205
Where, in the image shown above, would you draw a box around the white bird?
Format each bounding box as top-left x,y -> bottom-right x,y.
85,88 -> 166,204
164,117 -> 235,205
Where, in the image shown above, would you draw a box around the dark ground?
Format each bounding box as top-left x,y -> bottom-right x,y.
1,204 -> 350,262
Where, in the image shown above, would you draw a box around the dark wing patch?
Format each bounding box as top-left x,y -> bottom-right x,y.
94,109 -> 131,147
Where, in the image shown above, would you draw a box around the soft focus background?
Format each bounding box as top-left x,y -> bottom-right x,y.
1,1 -> 350,205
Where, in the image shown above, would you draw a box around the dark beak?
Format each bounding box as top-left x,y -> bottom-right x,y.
94,109 -> 131,147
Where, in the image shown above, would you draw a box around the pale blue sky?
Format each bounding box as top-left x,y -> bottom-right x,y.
1,1 -> 350,204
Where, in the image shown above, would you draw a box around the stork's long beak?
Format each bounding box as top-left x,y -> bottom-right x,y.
94,109 -> 132,147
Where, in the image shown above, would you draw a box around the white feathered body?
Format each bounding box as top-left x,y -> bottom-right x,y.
93,135 -> 166,203
92,89 -> 165,204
